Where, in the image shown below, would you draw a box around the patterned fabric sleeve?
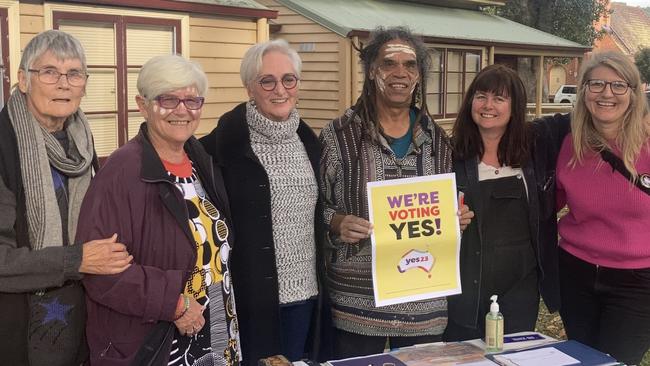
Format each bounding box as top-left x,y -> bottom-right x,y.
318,121 -> 344,230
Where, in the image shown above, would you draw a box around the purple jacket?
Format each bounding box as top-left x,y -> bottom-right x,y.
76,124 -> 231,365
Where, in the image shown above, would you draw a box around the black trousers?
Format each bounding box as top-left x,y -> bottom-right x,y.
559,248 -> 650,365
333,329 -> 441,359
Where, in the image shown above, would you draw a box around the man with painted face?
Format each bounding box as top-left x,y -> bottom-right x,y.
319,27 -> 473,357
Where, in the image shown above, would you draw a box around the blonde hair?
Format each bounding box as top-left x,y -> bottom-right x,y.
571,51 -> 650,178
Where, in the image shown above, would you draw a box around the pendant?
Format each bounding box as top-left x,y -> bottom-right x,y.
641,173 -> 650,189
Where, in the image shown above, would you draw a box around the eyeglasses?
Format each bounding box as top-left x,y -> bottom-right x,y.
28,68 -> 88,86
154,95 -> 205,110
258,74 -> 299,91
586,79 -> 631,95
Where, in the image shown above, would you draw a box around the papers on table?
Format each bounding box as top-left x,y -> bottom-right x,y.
493,347 -> 580,366
487,340 -> 619,366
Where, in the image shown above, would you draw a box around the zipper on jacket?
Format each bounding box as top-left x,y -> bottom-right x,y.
100,342 -> 113,358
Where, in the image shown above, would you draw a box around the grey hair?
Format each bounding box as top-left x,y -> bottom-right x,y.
19,30 -> 87,90
240,39 -> 301,88
137,54 -> 208,100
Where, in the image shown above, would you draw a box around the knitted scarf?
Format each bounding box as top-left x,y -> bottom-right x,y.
7,88 -> 94,250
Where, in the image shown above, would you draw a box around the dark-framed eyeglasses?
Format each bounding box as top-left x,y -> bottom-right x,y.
258,74 -> 299,91
28,68 -> 88,86
586,79 -> 631,95
154,95 -> 205,110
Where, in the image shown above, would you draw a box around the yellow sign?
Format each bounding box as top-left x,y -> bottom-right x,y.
367,173 -> 461,307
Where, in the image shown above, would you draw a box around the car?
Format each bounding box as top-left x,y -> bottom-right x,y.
553,84 -> 577,104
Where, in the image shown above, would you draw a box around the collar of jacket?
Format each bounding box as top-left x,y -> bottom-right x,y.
136,122 -> 215,186
213,102 -> 321,174
134,121 -> 220,243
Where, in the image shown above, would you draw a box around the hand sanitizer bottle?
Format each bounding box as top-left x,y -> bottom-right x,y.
485,294 -> 504,352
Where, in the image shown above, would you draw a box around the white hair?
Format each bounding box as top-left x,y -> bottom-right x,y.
239,39 -> 302,88
137,54 -> 208,100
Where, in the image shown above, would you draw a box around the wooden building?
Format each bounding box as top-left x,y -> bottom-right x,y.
0,0 -> 276,157
259,0 -> 590,132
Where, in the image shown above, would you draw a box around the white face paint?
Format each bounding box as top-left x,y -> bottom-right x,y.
384,43 -> 416,59
376,69 -> 388,93
372,40 -> 420,108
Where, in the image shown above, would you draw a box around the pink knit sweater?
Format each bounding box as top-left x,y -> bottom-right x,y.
556,134 -> 650,269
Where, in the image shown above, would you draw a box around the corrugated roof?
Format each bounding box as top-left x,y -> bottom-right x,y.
610,2 -> 650,55
175,0 -> 268,10
276,0 -> 586,50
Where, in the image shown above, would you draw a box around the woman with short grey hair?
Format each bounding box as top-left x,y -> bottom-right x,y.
239,39 -> 302,88
200,40 -> 332,364
0,29 -> 132,365
78,54 -> 241,365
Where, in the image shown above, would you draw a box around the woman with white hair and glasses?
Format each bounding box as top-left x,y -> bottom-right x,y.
0,30 -> 132,366
201,39 -> 332,365
77,54 -> 240,365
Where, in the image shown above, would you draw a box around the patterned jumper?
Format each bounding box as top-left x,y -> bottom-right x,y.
246,103 -> 319,304
319,108 -> 452,336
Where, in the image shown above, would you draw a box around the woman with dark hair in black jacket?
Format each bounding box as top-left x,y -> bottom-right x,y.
445,64 -> 567,342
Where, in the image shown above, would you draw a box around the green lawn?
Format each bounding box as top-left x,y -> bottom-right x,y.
535,300 -> 649,365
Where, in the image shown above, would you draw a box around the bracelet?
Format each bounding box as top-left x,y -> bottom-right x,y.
174,295 -> 190,320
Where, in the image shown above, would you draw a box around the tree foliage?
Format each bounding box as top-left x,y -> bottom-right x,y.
488,0 -> 610,46
635,48 -> 650,84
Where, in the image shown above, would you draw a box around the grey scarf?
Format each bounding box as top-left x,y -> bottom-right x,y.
7,88 -> 94,250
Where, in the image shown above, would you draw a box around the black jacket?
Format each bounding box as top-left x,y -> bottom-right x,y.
448,113 -> 570,330
200,103 -> 333,365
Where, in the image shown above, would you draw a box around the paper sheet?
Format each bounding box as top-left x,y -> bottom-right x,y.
493,347 -> 579,366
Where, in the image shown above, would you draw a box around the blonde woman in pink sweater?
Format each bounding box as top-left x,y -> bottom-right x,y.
555,51 -> 650,365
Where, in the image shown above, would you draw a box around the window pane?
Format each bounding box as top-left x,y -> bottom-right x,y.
59,21 -> 116,65
87,114 -> 118,156
465,52 -> 481,72
427,93 -> 442,115
81,69 -> 117,112
465,72 -> 477,91
128,112 -> 143,141
447,72 -> 462,93
448,51 -> 462,72
427,71 -> 442,94
430,48 -> 443,72
127,69 -> 140,110
126,24 -> 175,66
447,93 -> 462,115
